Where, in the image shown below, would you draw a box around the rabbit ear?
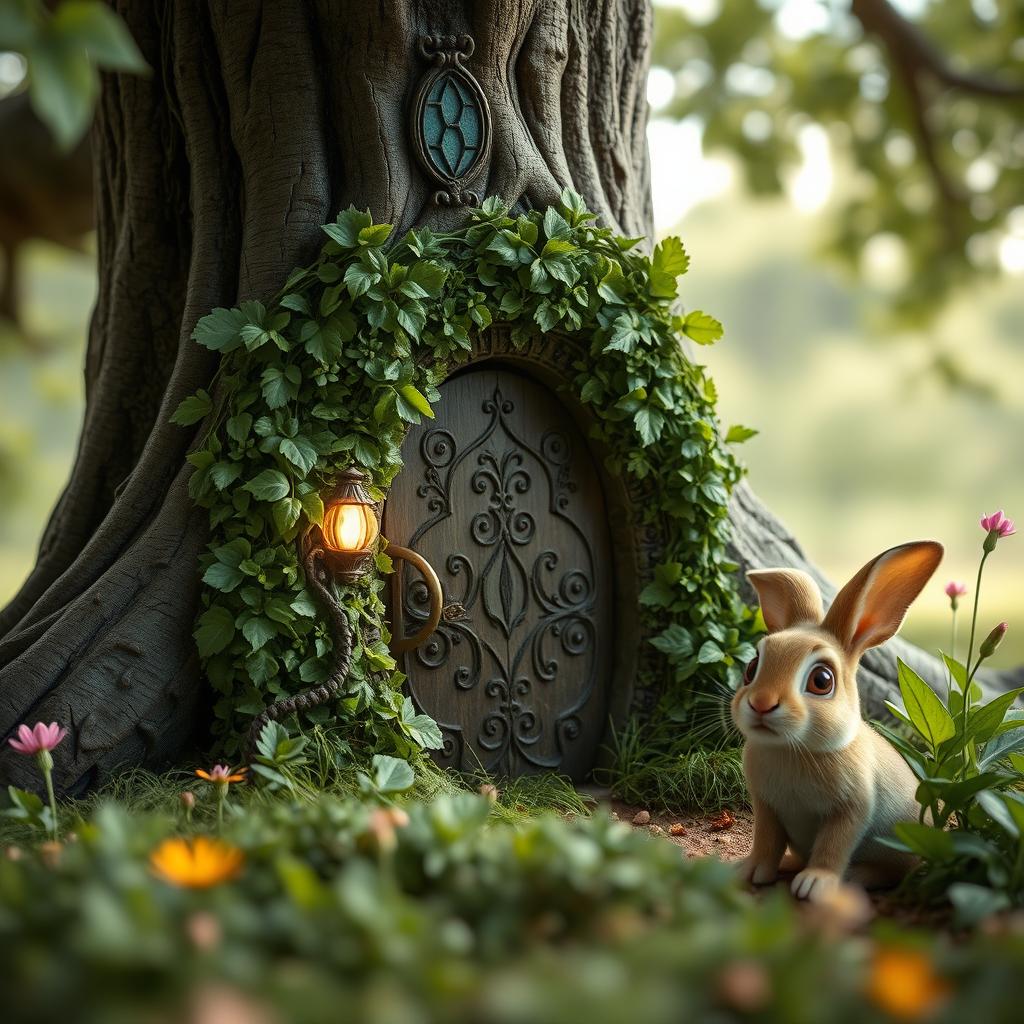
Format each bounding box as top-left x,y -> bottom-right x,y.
822,541 -> 943,656
747,569 -> 824,633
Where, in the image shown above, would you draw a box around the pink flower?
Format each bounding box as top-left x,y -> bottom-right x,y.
944,581 -> 967,599
8,722 -> 67,756
980,510 -> 1016,539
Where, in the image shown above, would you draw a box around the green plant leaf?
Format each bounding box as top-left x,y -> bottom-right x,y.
724,424 -> 758,444
976,790 -> 1020,838
53,2 -> 148,72
897,658 -> 955,752
941,652 -> 968,692
680,310 -> 723,345
891,821 -> 955,861
244,470 -> 291,502
193,307 -> 246,351
650,625 -> 694,658
323,207 -> 373,248
27,38 -> 96,149
171,390 -> 213,426
371,754 -> 415,793
399,385 -> 435,420
195,606 -> 236,656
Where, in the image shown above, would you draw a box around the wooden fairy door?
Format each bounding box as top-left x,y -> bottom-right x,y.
384,365 -> 615,780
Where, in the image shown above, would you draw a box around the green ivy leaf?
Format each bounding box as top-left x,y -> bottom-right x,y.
279,436 -> 318,475
649,237 -> 690,299
323,207 -> 373,248
202,561 -> 244,593
210,461 -> 243,490
272,497 -> 302,536
650,625 -> 694,658
400,696 -> 443,750
171,390 -> 213,426
398,385 -> 434,420
634,407 -> 665,446
681,310 -> 723,345
242,616 -> 277,652
299,491 -> 325,526
371,754 -> 415,793
245,648 -> 279,686
195,606 -> 236,656
193,307 -> 247,352
725,424 -> 759,444
244,470 -> 291,502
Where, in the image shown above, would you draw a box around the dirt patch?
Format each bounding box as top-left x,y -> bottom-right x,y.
604,799 -> 948,928
608,800 -> 752,862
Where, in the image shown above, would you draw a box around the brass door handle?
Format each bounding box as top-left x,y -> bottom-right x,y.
387,543 -> 443,655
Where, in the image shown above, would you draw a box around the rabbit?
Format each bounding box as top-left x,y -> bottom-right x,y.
731,540 -> 944,901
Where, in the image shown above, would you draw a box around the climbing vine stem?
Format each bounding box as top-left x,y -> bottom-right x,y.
175,191 -> 758,766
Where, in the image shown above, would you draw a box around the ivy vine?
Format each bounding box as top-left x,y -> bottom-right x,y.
176,190 -> 758,762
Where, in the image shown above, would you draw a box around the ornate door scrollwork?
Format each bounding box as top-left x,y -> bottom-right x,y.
385,367 -> 614,780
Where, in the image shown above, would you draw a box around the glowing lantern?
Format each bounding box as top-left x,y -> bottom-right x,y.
306,465 -> 443,654
318,468 -> 379,581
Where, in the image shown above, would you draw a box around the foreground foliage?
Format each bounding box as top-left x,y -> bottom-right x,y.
3,786 -> 1024,1024
882,513 -> 1024,921
176,192 -> 756,766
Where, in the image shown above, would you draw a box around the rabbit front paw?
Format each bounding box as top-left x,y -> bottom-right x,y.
791,867 -> 840,901
736,857 -> 779,886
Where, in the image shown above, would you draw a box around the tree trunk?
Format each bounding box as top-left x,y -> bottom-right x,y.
0,0 -> 1011,794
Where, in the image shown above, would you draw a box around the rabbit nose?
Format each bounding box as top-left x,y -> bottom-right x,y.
748,697 -> 780,715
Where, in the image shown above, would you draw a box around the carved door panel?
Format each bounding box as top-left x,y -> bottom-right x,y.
384,366 -> 614,780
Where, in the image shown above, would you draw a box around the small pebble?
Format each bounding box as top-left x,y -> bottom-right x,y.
647,824 -> 666,837
632,810 -> 651,826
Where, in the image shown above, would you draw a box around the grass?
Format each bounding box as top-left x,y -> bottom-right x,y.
0,728 -> 594,847
598,716 -> 749,814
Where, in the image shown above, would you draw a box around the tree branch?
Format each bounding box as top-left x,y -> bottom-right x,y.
851,0 -> 1024,100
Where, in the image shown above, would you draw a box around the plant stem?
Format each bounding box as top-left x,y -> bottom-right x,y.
41,762 -> 58,839
950,607 -> 958,663
962,549 -> 991,775
216,787 -> 225,831
964,550 -> 989,692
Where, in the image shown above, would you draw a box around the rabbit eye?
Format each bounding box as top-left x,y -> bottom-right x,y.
805,664 -> 835,697
743,655 -> 759,686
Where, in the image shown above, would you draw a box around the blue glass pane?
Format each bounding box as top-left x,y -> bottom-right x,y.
421,71 -> 483,181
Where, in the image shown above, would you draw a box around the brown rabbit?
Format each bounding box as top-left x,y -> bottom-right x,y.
731,541 -> 943,901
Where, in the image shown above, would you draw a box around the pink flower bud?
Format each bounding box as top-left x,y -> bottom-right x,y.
979,622 -> 1008,660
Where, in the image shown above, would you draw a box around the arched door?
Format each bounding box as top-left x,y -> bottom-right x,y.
384,365 -> 615,780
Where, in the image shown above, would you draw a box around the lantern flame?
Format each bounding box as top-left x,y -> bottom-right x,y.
322,500 -> 379,553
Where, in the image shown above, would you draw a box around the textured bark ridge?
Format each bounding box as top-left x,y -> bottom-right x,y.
1,0 -> 1008,794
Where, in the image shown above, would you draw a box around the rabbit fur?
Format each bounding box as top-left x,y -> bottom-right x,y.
731,540 -> 943,901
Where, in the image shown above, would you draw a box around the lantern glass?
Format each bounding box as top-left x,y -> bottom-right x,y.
322,500 -> 379,553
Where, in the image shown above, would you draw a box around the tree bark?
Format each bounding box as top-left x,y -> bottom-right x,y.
0,0 -> 655,793
0,0 -> 1010,794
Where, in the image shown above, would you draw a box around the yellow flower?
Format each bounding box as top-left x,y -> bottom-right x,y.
150,836 -> 244,889
867,947 -> 951,1020
195,764 -> 248,785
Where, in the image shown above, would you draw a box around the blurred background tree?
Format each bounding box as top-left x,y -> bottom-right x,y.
652,0 -> 1024,329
